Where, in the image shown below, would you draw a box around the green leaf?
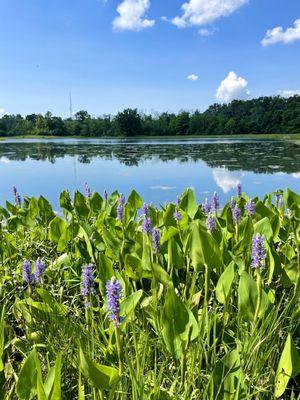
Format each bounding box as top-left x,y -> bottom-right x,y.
189,221 -> 223,271
180,188 -> 198,219
238,271 -> 270,322
210,349 -> 246,400
35,353 -> 47,400
254,217 -> 273,241
48,217 -> 67,243
160,226 -> 178,245
216,262 -> 235,304
16,348 -> 37,399
275,334 -> 300,397
90,192 -> 103,214
49,353 -> 62,400
60,190 -> 73,212
74,191 -> 89,218
161,288 -> 189,359
120,290 -> 143,320
0,308 -> 5,372
127,189 -> 142,210
79,348 -> 120,391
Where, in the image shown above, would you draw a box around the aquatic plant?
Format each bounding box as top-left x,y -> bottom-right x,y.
0,187 -> 299,399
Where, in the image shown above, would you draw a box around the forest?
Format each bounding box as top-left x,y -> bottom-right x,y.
0,95 -> 299,137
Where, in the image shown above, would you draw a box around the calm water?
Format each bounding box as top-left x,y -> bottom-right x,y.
0,138 -> 299,208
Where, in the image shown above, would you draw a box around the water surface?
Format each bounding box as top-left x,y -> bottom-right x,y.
0,138 -> 299,207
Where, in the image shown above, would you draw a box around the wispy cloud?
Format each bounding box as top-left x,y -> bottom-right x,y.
113,0 -> 155,31
262,19 -> 300,46
216,71 -> 250,103
278,89 -> 300,98
187,74 -> 199,81
171,0 -> 248,28
150,185 -> 176,190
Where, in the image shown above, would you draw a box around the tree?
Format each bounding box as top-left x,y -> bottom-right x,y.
114,108 -> 143,137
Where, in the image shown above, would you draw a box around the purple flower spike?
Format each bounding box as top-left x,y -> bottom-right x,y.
117,205 -> 124,222
34,259 -> 46,284
173,209 -> 182,223
233,206 -> 242,224
13,186 -> 22,207
118,194 -> 126,206
229,196 -> 236,211
202,198 -> 212,216
245,199 -> 256,217
206,214 -> 216,233
213,191 -> 219,212
106,278 -> 123,327
142,202 -> 149,217
85,183 -> 91,199
81,264 -> 95,304
237,183 -> 242,198
152,227 -> 161,254
142,216 -> 152,235
22,261 -> 35,285
251,234 -> 266,269
176,196 -> 181,207
117,195 -> 125,222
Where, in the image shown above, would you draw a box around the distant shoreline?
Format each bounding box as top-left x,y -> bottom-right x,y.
1,133 -> 300,141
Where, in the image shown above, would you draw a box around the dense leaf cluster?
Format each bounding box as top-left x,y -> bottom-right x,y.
0,187 -> 299,398
0,95 -> 300,137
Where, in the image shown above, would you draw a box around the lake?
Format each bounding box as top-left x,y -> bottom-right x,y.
0,137 -> 299,208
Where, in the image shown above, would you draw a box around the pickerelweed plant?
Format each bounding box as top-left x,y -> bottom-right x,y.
0,186 -> 299,399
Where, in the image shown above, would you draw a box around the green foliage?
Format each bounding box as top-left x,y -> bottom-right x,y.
0,95 -> 300,137
0,187 -> 299,398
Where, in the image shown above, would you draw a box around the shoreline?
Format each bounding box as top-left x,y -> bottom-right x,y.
1,133 -> 300,141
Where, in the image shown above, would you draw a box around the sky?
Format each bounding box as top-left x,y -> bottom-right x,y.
0,0 -> 300,117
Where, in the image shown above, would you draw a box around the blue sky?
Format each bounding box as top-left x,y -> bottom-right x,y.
0,0 -> 300,117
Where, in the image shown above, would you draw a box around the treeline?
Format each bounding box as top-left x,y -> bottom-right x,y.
0,95 -> 299,137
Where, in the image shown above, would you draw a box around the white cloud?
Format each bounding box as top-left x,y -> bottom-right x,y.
292,172 -> 300,179
0,108 -> 6,117
198,27 -> 216,36
216,71 -> 250,103
113,0 -> 155,31
150,185 -> 176,190
262,19 -> 300,46
278,90 -> 300,98
0,157 -> 10,164
187,74 -> 199,81
212,167 -> 244,193
172,0 -> 248,28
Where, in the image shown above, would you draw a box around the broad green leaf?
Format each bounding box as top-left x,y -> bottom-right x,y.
238,271 -> 270,322
210,349 -> 246,400
254,217 -> 273,241
59,190 -> 73,212
121,290 -> 143,320
189,221 -> 223,271
275,334 -> 300,397
48,217 -> 67,243
79,348 -> 120,391
161,288 -> 189,359
74,191 -> 89,218
180,188 -> 198,219
216,262 -> 235,304
16,348 -> 37,399
160,226 -> 178,245
127,189 -> 142,210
